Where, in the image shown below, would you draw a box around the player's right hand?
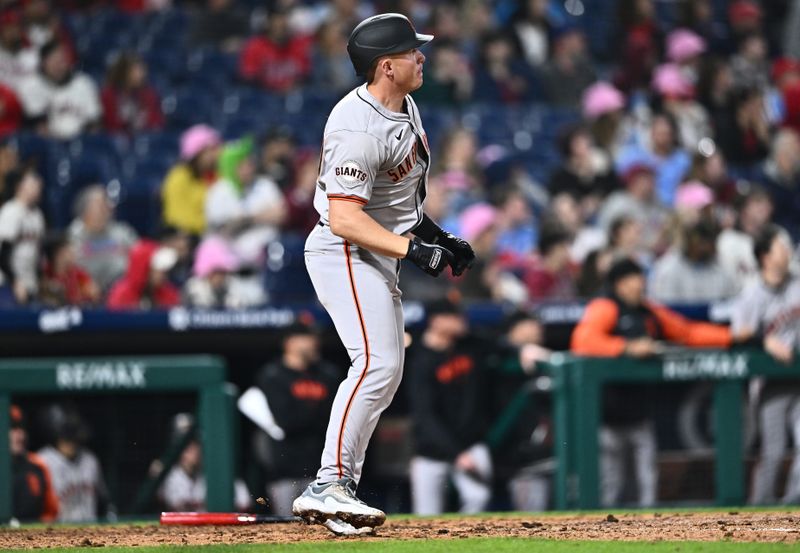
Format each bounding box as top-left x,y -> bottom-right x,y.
406,237 -> 454,277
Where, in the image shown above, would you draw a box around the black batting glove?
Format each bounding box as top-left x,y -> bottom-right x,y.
435,231 -> 475,276
406,237 -> 454,277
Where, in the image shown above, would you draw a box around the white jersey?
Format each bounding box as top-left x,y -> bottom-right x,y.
313,83 -> 430,235
18,72 -> 101,139
37,446 -> 104,523
0,199 -> 45,292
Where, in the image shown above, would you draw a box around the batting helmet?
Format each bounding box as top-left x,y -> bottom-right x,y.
347,13 -> 433,77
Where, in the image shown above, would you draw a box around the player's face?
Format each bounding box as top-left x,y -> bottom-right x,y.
392,48 -> 426,92
615,273 -> 646,306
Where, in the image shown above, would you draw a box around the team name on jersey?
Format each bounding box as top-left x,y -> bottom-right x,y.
335,164 -> 367,182
387,142 -> 419,183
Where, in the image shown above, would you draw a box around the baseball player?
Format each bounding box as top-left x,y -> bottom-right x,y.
291,13 -> 475,536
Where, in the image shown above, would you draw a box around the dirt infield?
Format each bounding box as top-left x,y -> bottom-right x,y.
2,512 -> 800,549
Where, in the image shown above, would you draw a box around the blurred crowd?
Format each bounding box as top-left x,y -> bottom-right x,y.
0,0 -> 797,309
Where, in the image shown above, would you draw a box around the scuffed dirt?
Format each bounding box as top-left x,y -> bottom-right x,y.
2,512 -> 800,549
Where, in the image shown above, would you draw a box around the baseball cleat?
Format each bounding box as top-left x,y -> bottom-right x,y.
322,517 -> 376,536
292,477 -> 386,529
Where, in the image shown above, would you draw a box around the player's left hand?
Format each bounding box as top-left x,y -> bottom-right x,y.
436,232 -> 475,276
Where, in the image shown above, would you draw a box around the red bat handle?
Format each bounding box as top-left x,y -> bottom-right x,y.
160,512 -> 257,525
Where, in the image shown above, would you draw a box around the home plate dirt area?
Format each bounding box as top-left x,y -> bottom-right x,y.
2,512 -> 800,549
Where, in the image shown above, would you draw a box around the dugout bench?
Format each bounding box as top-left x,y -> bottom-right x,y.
543,348 -> 800,510
0,355 -> 236,522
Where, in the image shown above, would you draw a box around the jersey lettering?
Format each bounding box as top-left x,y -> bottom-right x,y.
388,142 -> 419,183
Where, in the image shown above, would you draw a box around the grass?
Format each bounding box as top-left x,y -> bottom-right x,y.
4,539 -> 800,553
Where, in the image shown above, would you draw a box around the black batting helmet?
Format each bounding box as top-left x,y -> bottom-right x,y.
347,13 -> 433,77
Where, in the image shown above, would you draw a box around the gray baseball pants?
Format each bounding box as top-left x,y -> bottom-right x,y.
749,393 -> 800,505
305,224 -> 405,485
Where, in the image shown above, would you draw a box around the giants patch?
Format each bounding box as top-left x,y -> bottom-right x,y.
335,160 -> 368,188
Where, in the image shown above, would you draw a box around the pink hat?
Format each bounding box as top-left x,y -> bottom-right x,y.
667,28 -> 706,63
193,236 -> 238,277
582,81 -> 626,119
675,181 -> 713,210
459,203 -> 498,242
652,63 -> 694,98
180,124 -> 221,160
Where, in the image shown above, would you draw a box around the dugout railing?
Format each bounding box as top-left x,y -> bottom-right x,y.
540,348 -> 799,510
0,355 -> 236,522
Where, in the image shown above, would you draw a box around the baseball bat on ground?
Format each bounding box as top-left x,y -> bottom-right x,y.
160,512 -> 302,525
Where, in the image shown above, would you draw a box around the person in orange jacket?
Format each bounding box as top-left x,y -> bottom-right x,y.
570,257 -> 745,507
10,405 -> 58,522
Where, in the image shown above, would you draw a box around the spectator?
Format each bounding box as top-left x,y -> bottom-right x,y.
730,33 -> 770,91
408,300 -> 492,515
40,233 -> 100,307
0,139 -> 19,199
0,167 -> 45,306
678,0 -> 727,55
473,31 -> 536,104
21,0 -> 76,57
576,247 -> 613,298
239,8 -> 313,93
617,111 -> 691,206
251,323 -> 339,515
189,0 -> 248,53
598,163 -> 669,254
508,0 -> 551,67
258,129 -> 296,190
515,222 -> 576,302
652,63 -> 713,151
717,87 -> 771,166
0,82 -> 22,138
548,124 -> 619,209
728,1 -> 764,49
282,149 -> 320,234
613,0 -> 662,93
0,9 -> 38,89
412,40 -> 473,105
162,124 -> 221,236
772,57 -> 800,136
184,236 -> 264,308
608,215 -> 651,268
18,40 -> 100,139
100,52 -> 164,134
158,225 -> 193,288
539,26 -> 595,108
697,57 -> 736,141
67,185 -> 138,293
206,136 -> 286,267
571,258 -> 736,507
160,435 -> 251,512
454,202 -> 504,302
731,225 -> 800,504
673,180 -> 714,225
494,186 -> 538,258
432,127 -> 483,216
649,218 -> 739,303
106,241 -> 180,310
309,20 -> 358,95
717,187 -> 774,289
549,192 -> 605,264
761,129 -> 800,239
37,404 -> 110,523
10,405 -> 58,523
665,28 -> 706,85
685,148 -> 737,206
582,81 -> 629,160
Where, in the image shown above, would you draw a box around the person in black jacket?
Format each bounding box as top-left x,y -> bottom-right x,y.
407,300 -> 492,515
252,323 -> 339,515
